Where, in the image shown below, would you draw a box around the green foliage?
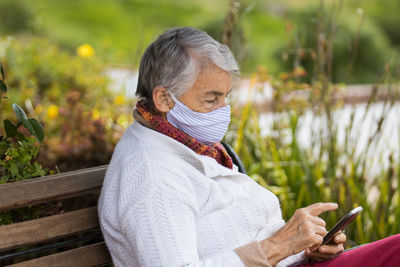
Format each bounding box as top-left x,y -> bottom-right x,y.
0,37 -> 133,172
1,0 -> 398,83
225,1 -> 400,245
350,0 -> 400,45
1,37 -> 110,107
12,103 -> 28,123
0,61 -> 56,228
4,104 -> 44,143
33,0 -> 228,66
0,0 -> 36,35
4,120 -> 17,137
226,76 -> 400,246
0,111 -> 46,182
0,62 -> 47,183
225,2 -> 400,242
21,118 -> 44,143
279,5 -> 398,83
37,91 -> 118,172
0,137 -> 47,183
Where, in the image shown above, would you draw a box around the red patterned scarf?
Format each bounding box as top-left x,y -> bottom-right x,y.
135,101 -> 233,169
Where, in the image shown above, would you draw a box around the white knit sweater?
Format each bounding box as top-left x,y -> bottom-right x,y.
98,122 -> 305,266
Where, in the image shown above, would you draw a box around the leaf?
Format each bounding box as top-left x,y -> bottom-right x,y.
16,132 -> 26,141
10,163 -> 19,179
0,80 -> 6,93
4,119 -> 17,138
12,103 -> 27,124
0,62 -> 4,80
21,118 -> 44,143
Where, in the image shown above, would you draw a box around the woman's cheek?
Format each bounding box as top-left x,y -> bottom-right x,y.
203,101 -> 216,111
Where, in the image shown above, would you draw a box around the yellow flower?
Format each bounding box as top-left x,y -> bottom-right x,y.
47,105 -> 59,119
113,94 -> 126,105
92,109 -> 101,120
77,44 -> 95,58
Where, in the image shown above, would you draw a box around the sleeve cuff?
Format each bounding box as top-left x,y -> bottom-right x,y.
234,241 -> 273,267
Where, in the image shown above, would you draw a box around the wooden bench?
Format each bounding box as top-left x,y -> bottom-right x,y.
0,142 -> 245,267
0,165 -> 112,267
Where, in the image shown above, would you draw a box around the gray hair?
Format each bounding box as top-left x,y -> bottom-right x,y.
135,27 -> 239,108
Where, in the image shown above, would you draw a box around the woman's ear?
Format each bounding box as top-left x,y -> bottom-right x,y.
152,86 -> 174,113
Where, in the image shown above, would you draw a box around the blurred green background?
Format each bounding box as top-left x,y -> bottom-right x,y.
1,0 -> 399,83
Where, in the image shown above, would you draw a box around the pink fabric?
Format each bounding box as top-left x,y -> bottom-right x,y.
301,234 -> 400,267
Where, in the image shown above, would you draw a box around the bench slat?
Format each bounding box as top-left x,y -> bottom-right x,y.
0,165 -> 107,211
7,242 -> 111,267
0,207 -> 99,252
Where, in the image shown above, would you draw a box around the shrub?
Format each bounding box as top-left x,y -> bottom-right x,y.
0,136 -> 46,183
37,91 -> 116,172
0,62 -> 47,183
1,37 -> 111,108
0,37 -> 134,172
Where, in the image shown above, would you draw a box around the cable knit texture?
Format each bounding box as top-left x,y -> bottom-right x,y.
98,122 -> 306,266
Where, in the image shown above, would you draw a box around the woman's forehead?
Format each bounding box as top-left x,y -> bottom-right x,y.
192,65 -> 232,95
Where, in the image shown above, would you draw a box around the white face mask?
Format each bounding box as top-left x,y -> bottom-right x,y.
166,94 -> 231,145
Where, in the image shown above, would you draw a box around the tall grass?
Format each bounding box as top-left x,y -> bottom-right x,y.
225,0 -> 400,247
227,81 -> 399,247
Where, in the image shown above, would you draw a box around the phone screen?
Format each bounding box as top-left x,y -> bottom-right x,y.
322,206 -> 363,245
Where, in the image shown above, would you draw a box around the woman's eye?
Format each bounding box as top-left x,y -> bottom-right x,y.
205,99 -> 216,104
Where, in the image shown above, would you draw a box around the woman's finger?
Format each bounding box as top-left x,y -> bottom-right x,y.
306,247 -> 343,261
318,243 -> 344,255
309,215 -> 327,227
305,248 -> 339,260
333,232 -> 346,244
314,225 -> 328,236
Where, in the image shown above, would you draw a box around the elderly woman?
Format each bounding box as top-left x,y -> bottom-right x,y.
98,27 -> 400,266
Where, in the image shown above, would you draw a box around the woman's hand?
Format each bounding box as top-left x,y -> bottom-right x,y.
261,203 -> 338,266
305,231 -> 346,261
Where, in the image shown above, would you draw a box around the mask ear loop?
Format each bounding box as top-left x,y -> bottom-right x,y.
169,92 -> 178,102
167,92 -> 178,110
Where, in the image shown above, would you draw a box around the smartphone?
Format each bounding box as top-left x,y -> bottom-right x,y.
321,206 -> 363,245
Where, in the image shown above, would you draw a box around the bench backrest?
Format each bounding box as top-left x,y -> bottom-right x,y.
0,165 -> 111,267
